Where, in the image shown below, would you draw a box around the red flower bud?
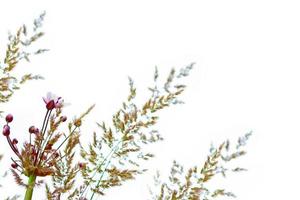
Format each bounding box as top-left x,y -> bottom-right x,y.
46,100 -> 55,110
12,138 -> 18,144
3,125 -> 10,136
60,116 -> 67,122
29,126 -> 35,133
11,163 -> 18,169
5,114 -> 13,123
29,126 -> 36,134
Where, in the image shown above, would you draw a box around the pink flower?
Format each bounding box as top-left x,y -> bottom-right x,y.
43,92 -> 64,110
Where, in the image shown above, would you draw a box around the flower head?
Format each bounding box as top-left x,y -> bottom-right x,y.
43,92 -> 64,110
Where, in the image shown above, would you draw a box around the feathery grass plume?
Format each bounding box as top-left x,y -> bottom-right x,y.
67,63 -> 195,200
0,12 -> 47,112
45,105 -> 95,199
149,132 -> 252,200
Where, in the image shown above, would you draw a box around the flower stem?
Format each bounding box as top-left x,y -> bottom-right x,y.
24,175 -> 36,200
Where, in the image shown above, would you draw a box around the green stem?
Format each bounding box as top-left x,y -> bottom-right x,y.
24,175 -> 36,200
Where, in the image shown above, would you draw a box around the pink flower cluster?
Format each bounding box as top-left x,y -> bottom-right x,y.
2,92 -> 67,171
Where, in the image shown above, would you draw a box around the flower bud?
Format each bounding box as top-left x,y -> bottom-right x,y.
12,138 -> 18,144
29,126 -> 36,134
60,116 -> 67,122
11,163 -> 18,169
3,125 -> 10,136
5,114 -> 13,123
46,100 -> 55,110
29,126 -> 35,133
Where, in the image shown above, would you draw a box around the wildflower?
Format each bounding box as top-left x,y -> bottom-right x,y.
3,93 -> 69,182
43,92 -> 63,110
5,114 -> 13,123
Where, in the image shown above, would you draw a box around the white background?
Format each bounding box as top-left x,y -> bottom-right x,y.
0,0 -> 300,199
